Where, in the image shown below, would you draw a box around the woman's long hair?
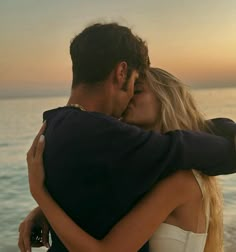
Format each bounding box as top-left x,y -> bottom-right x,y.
146,67 -> 224,252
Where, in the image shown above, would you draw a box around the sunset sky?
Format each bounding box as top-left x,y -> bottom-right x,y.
0,0 -> 236,97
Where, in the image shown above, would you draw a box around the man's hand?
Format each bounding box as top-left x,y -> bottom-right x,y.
18,207 -> 50,252
209,118 -> 236,140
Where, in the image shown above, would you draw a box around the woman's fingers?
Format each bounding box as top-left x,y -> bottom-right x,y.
35,135 -> 45,162
18,225 -> 26,252
42,221 -> 50,248
27,122 -> 46,161
18,221 -> 31,252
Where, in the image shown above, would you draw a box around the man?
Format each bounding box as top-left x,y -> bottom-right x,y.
18,23 -> 236,252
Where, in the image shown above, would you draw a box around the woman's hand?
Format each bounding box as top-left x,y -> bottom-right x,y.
18,207 -> 50,252
27,122 -> 47,198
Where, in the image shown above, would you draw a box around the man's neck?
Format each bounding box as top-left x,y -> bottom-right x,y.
67,84 -> 113,116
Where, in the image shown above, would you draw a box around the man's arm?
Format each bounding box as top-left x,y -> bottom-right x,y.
96,115 -> 236,211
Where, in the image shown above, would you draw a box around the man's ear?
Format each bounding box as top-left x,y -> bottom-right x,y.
114,61 -> 128,87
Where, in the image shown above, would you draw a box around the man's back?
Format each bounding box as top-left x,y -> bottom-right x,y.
44,107 -> 151,251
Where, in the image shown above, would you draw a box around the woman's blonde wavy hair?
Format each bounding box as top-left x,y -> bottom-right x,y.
146,67 -> 224,252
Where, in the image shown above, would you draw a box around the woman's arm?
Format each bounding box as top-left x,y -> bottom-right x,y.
34,172 -> 192,252
27,130 -> 194,252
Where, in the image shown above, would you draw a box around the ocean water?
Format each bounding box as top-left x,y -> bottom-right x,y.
0,87 -> 236,252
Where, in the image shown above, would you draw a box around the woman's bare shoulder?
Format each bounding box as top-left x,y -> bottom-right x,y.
164,170 -> 206,232
161,170 -> 203,200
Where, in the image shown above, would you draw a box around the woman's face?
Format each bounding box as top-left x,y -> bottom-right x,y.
122,79 -> 161,131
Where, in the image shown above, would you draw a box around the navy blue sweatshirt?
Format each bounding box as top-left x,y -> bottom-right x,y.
42,107 -> 236,252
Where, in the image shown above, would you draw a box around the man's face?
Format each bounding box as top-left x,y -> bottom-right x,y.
114,70 -> 139,118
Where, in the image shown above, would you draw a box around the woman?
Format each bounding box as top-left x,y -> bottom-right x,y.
26,68 -> 223,252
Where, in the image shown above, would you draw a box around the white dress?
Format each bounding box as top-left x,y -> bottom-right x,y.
150,170 -> 210,252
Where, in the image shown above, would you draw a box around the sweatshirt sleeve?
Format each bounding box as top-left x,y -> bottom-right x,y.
104,118 -> 236,207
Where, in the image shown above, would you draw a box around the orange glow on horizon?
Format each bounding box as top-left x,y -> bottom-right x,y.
0,0 -> 235,91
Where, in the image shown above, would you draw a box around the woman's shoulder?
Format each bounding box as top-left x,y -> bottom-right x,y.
148,170 -> 204,210
163,170 -> 203,200
164,170 -> 206,232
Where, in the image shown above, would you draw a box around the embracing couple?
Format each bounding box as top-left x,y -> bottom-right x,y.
18,23 -> 236,252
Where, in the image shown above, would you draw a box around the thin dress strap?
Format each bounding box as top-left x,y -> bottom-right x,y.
192,169 -> 210,233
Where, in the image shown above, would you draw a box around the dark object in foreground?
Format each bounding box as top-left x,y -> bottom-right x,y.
30,226 -> 43,247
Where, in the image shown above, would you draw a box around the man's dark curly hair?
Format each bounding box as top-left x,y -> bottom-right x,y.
70,23 -> 150,87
